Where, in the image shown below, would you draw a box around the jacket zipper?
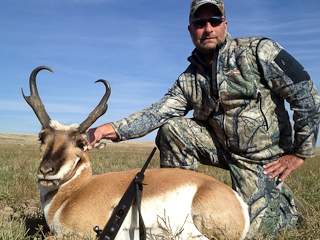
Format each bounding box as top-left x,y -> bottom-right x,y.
257,90 -> 269,131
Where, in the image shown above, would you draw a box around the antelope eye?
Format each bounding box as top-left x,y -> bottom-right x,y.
77,141 -> 85,150
38,134 -> 45,144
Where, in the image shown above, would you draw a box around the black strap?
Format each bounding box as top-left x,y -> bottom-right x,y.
211,45 -> 220,100
135,147 -> 156,240
135,180 -> 146,240
255,37 -> 269,87
96,147 -> 156,240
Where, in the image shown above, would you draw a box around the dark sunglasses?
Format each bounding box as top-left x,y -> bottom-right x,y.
190,16 -> 225,29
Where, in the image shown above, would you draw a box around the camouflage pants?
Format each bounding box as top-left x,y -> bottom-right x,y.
155,117 -> 298,239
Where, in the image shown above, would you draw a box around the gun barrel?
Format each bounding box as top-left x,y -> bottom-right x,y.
141,147 -> 156,173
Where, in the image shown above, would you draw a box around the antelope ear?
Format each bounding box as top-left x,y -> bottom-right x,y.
84,132 -> 91,143
95,142 -> 106,149
83,133 -> 106,151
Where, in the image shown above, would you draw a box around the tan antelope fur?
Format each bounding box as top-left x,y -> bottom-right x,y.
23,66 -> 250,239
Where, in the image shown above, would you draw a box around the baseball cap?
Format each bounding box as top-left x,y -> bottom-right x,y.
189,0 -> 226,19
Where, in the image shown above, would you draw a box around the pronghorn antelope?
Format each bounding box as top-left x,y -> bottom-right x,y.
22,66 -> 250,239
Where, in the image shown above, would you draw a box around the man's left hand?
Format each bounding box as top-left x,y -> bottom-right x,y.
263,154 -> 305,182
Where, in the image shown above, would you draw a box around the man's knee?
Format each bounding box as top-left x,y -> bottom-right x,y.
156,118 -> 200,170
156,117 -> 183,147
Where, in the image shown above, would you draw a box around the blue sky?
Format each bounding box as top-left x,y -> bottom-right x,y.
1,0 -> 320,145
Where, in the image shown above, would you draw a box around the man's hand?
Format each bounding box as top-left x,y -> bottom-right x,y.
263,154 -> 305,182
86,123 -> 119,150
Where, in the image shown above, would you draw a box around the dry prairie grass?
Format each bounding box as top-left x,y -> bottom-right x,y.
0,133 -> 319,239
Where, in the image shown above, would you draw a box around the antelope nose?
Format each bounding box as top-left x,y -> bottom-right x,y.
40,167 -> 53,175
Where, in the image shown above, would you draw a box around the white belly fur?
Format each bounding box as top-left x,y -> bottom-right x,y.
115,184 -> 208,240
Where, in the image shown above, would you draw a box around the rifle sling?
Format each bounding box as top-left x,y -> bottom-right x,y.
97,147 -> 156,240
135,177 -> 146,240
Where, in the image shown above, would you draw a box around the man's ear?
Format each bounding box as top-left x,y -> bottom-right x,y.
224,20 -> 228,30
188,24 -> 192,36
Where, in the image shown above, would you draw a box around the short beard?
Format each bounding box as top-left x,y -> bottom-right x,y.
195,44 -> 216,55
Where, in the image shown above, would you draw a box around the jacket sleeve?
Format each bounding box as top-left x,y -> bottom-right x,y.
110,79 -> 191,141
257,39 -> 320,158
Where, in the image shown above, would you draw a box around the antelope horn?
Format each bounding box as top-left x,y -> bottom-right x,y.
78,79 -> 111,133
22,66 -> 53,129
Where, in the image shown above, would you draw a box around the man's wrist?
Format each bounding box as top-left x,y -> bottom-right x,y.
293,153 -> 306,160
101,123 -> 119,141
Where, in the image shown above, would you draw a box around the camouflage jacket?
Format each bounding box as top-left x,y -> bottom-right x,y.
111,33 -> 320,160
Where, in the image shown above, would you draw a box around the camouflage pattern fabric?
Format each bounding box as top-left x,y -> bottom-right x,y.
111,33 -> 320,160
110,33 -> 320,237
156,117 -> 298,238
189,0 -> 226,19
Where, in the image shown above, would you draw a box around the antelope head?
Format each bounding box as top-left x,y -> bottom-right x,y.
22,66 -> 111,189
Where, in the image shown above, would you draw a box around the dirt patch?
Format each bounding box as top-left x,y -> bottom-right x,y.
0,199 -> 49,237
0,200 -> 40,218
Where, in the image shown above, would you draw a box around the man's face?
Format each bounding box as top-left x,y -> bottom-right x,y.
188,4 -> 228,54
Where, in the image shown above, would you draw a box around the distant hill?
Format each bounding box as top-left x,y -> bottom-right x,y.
1,133 -> 319,155
0,133 -> 39,145
0,133 -> 156,148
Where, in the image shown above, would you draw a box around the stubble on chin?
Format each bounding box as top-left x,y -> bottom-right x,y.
195,42 -> 216,55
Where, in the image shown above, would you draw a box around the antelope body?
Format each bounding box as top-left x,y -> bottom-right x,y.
23,66 -> 250,239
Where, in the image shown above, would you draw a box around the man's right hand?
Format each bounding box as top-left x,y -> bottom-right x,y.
86,123 -> 119,150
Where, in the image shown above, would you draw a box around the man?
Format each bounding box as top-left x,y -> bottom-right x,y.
87,0 -> 320,238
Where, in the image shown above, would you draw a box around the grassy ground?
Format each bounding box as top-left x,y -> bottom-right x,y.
0,133 -> 319,239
